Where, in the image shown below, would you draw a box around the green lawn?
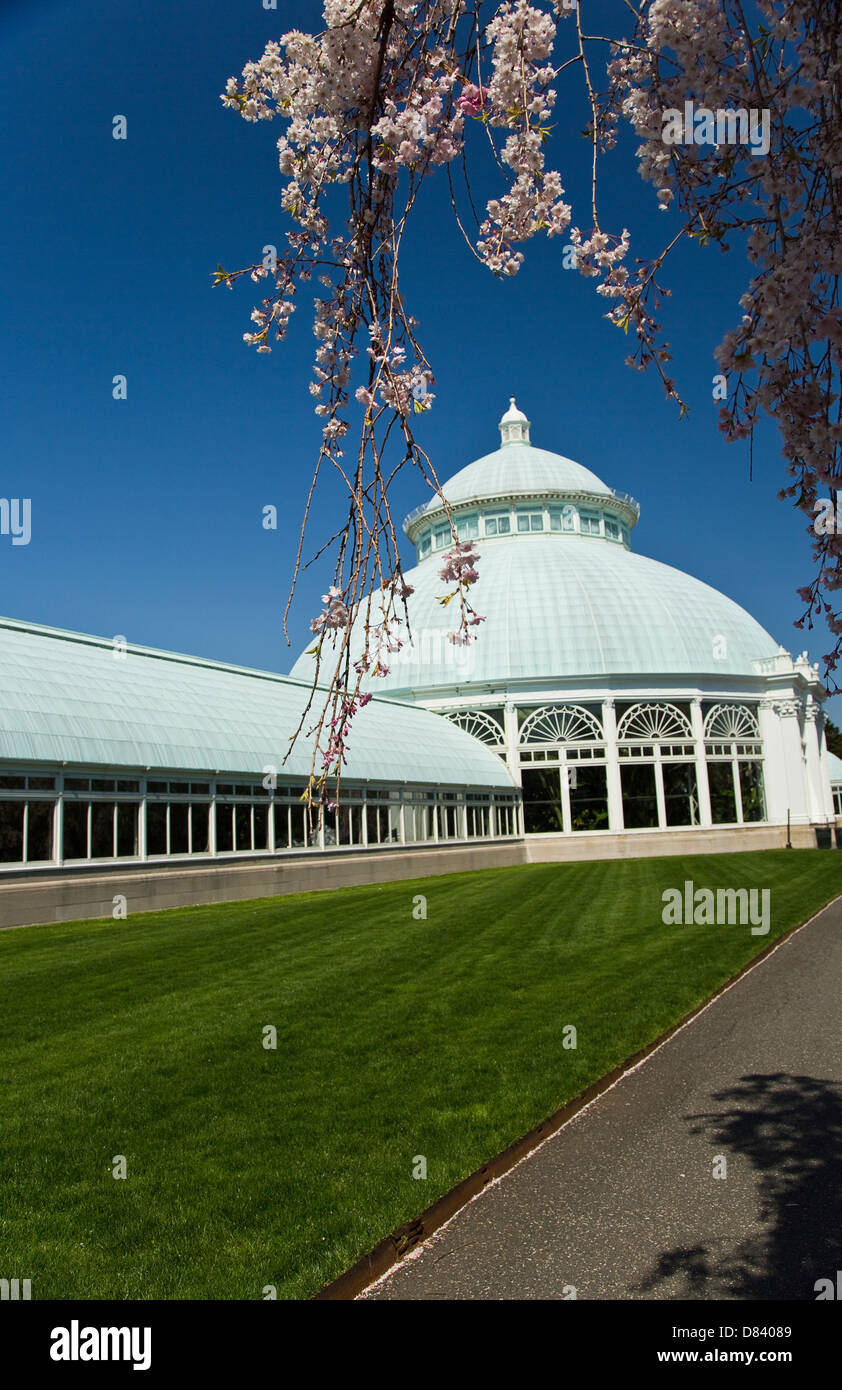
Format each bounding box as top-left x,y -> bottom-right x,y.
1,850 -> 840,1299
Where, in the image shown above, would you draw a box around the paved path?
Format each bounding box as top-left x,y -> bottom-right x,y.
365,899 -> 842,1300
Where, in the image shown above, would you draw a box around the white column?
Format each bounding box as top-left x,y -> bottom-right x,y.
690,698 -> 712,827
560,760 -> 572,834
653,751 -> 667,828
602,699 -> 624,831
763,698 -> 810,824
757,699 -> 788,825
504,701 -> 521,784
804,699 -> 833,822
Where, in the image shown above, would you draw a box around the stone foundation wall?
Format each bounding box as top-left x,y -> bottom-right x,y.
0,841 -> 527,929
1,822 -> 833,930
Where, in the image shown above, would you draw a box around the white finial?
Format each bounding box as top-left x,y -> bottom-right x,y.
499,398 -> 530,446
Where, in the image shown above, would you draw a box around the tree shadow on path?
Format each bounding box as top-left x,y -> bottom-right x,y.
635,1073 -> 842,1300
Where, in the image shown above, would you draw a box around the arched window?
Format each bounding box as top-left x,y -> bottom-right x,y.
703,704 -> 760,739
617,703 -> 692,741
519,705 -> 603,745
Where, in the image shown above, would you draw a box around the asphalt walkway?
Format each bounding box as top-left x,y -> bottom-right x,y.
365,897 -> 842,1300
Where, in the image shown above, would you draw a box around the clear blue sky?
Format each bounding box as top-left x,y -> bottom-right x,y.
3,0 -> 836,717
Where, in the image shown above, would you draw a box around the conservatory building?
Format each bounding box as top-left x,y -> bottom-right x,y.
292,400 -> 837,858
2,399 -> 838,929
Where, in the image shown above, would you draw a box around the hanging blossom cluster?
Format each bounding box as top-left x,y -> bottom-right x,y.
609,0 -> 842,672
218,0 -> 842,817
438,542 -> 485,643
476,1 -> 573,275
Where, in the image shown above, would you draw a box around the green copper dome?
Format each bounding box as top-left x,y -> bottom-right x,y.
291,404 -> 780,692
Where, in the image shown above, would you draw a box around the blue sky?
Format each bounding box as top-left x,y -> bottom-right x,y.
3,0 -> 835,716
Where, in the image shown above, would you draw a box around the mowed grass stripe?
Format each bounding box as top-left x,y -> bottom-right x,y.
1,851 -> 839,1299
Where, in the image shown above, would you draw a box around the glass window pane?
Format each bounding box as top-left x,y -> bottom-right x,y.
253,803 -> 269,850
569,765 -> 609,831
0,800 -> 25,861
290,808 -> 306,848
215,803 -> 233,851
117,803 -> 139,857
620,764 -> 658,828
521,767 -> 563,833
274,804 -> 291,850
28,776 -> 56,790
235,804 -> 252,851
662,762 -> 699,827
147,802 -> 168,855
0,776 -> 26,790
27,801 -> 54,861
62,802 -> 88,859
739,761 -> 765,822
708,762 -> 737,823
190,804 -> 210,853
91,803 -> 115,858
170,803 -> 189,855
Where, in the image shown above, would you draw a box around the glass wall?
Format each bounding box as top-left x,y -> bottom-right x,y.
0,768 -> 520,869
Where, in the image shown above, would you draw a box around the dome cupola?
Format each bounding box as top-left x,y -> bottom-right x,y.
403,402 -> 640,561
499,397 -> 530,446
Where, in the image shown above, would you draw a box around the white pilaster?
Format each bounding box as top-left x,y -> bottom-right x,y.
690,698 -> 712,827
602,699 -> 624,832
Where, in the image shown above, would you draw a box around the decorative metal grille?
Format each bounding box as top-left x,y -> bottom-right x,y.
519,704 -> 603,745
703,703 -> 760,740
617,702 -> 692,741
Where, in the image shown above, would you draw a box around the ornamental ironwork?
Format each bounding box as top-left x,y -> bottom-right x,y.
703,704 -> 760,740
519,704 -> 603,745
617,702 -> 692,741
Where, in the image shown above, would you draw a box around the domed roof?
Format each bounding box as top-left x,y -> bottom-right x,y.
410,443 -> 615,518
404,400 -> 632,533
291,403 -> 780,693
291,539 -> 779,692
